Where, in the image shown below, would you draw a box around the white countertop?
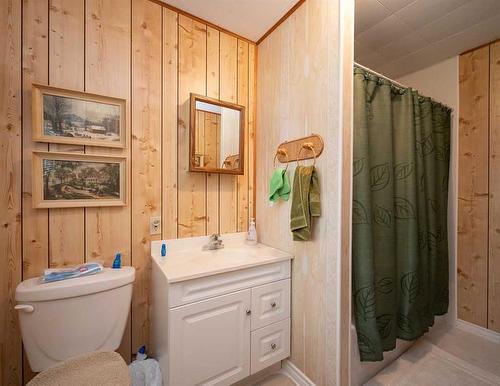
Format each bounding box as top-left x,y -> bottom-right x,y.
151,233 -> 293,283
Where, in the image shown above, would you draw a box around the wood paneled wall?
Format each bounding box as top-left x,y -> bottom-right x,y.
458,40 -> 500,332
490,41 -> 500,332
1,1 -> 22,385
0,0 -> 256,384
256,0 -> 343,384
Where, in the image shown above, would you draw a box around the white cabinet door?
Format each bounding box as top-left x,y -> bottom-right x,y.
169,289 -> 251,386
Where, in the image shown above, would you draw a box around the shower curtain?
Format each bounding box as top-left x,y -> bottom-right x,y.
352,67 -> 451,362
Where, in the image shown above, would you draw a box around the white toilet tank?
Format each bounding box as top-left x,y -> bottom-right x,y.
15,267 -> 135,372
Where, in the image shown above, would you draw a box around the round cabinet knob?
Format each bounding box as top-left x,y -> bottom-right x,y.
271,302 -> 277,308
271,343 -> 277,350
246,309 -> 252,315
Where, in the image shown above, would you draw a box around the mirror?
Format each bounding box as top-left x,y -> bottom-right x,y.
190,93 -> 245,174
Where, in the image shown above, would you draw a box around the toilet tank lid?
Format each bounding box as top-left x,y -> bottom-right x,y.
16,267 -> 135,302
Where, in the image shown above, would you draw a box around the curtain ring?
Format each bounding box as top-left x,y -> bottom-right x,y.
274,148 -> 289,170
297,143 -> 316,166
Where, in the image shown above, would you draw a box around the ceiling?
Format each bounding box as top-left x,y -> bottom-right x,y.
355,0 -> 500,79
161,0 -> 298,42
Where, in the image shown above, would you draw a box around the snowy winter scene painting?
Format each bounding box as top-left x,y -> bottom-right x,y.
32,85 -> 126,148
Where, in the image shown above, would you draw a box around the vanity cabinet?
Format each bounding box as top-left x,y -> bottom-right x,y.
151,252 -> 292,386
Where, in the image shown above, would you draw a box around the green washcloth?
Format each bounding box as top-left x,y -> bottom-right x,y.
269,168 -> 291,202
290,165 -> 321,241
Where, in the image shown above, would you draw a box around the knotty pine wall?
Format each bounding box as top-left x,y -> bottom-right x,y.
0,0 -> 256,384
458,40 -> 500,332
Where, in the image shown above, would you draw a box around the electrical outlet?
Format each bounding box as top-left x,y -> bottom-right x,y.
150,216 -> 161,235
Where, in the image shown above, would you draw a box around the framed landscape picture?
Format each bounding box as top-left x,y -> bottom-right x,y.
32,84 -> 127,148
32,151 -> 127,208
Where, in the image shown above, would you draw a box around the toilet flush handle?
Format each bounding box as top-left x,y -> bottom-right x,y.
15,304 -> 34,313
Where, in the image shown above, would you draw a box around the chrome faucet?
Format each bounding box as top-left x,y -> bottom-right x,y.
203,233 -> 224,250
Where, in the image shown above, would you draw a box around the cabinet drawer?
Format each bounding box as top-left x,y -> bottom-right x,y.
250,319 -> 290,374
169,261 -> 290,308
251,279 -> 290,330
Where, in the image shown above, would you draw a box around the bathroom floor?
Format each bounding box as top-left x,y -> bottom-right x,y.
365,323 -> 500,385
250,373 -> 297,386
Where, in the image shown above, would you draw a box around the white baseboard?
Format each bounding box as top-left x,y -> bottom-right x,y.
455,319 -> 500,344
279,359 -> 316,386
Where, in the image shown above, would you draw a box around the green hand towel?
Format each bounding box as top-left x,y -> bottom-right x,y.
290,165 -> 321,241
281,170 -> 291,201
269,168 -> 291,202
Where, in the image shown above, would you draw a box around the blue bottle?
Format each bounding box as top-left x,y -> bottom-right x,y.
112,252 -> 122,269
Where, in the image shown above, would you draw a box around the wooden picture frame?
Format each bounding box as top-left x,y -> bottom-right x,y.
32,151 -> 127,209
189,93 -> 245,175
32,84 -> 127,148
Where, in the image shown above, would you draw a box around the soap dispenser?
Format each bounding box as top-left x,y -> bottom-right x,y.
246,218 -> 257,245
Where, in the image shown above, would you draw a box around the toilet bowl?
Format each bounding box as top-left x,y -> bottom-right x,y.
15,267 -> 135,372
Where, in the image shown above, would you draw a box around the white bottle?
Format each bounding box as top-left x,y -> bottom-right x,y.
247,218 -> 258,245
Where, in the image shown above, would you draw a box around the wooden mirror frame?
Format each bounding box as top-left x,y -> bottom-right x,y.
189,93 -> 245,175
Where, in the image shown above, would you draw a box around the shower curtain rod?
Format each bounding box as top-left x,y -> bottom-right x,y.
353,61 -> 453,111
354,61 -> 408,89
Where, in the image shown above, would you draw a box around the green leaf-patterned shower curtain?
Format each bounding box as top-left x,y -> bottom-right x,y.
352,67 -> 451,362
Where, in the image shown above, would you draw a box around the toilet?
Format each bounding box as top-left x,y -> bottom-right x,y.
15,267 -> 135,372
